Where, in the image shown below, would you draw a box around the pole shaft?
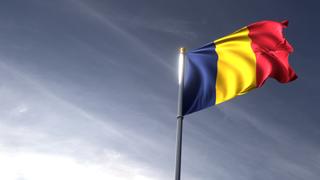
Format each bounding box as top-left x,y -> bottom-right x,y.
175,116 -> 183,180
175,47 -> 186,180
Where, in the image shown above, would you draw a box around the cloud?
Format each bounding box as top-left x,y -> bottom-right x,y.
70,0 -> 174,71
0,148 -> 156,180
109,14 -> 198,39
0,60 -> 170,179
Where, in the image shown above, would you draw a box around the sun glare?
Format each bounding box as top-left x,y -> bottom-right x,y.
178,53 -> 185,85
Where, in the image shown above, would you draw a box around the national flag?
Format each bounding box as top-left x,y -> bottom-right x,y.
183,20 -> 297,115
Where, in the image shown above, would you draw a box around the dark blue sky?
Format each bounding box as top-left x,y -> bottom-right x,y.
0,0 -> 319,179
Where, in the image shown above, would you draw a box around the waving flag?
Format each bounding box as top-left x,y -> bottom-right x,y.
182,20 -> 297,115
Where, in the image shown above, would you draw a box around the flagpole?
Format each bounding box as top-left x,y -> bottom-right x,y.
175,47 -> 186,180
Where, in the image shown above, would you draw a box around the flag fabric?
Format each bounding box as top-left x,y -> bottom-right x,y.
182,20 -> 297,115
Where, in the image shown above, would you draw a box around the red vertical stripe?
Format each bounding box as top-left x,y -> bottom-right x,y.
248,20 -> 297,87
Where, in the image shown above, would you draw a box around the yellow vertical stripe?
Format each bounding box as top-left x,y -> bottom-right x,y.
214,27 -> 256,104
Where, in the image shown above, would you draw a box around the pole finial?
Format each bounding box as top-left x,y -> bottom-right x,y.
179,47 -> 186,54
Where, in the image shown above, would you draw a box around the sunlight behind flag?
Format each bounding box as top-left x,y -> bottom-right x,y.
178,48 -> 185,85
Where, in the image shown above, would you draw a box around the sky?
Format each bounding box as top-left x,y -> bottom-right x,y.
0,0 -> 319,179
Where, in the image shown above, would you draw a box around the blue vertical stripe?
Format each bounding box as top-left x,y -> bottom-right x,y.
182,42 -> 218,115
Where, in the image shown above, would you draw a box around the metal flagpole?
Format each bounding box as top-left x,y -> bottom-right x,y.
175,47 -> 186,180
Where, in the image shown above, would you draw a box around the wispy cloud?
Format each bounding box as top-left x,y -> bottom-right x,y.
71,0 -> 174,71
109,14 -> 198,39
0,60 -> 170,179
0,146 -> 157,180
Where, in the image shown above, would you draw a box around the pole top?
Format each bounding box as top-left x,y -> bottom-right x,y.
179,47 -> 186,54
